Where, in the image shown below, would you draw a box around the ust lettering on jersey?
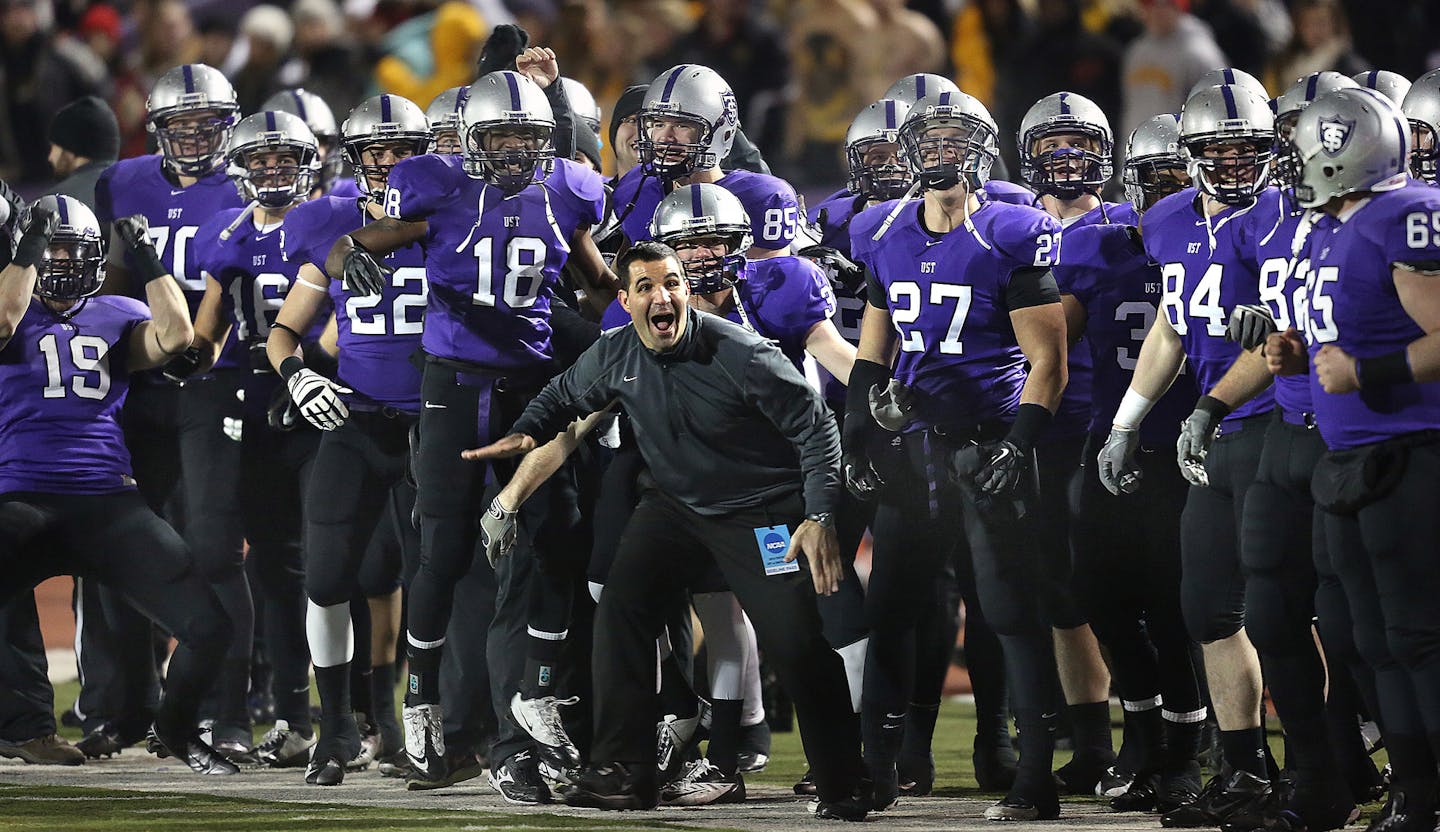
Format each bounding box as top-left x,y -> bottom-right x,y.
851,198 -> 1061,430
284,195 -> 427,411
0,296 -> 149,494
1299,186 -> 1440,449
1140,186 -> 1275,422
385,154 -> 605,370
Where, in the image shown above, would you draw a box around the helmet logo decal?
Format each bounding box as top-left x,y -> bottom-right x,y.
1319,116 -> 1355,156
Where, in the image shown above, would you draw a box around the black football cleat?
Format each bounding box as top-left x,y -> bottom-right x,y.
559,762 -> 658,810
146,726 -> 240,776
1162,770 -> 1271,828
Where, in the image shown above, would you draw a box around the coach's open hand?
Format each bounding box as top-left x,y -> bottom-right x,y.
789,519 -> 842,596
461,432 -> 537,461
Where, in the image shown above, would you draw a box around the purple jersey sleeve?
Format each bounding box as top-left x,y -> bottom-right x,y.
0,296 -> 149,495
601,298 -> 631,330
545,158 -> 607,231
980,179 -> 1038,207
809,191 -> 864,254
384,154 -> 465,222
742,257 -> 836,368
718,170 -> 801,250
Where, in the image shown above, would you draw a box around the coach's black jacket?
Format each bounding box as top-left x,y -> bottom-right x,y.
511,307 -> 841,517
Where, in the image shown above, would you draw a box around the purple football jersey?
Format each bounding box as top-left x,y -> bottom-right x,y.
196,208 -> 329,418
1300,186 -> 1440,449
1242,188 -> 1315,418
612,167 -> 801,251
1054,219 -> 1198,443
810,190 -> 865,253
284,196 -> 426,412
329,178 -> 363,200
851,199 -> 1062,430
980,179 -> 1039,207
385,155 -> 605,370
0,296 -> 149,495
95,154 -> 246,370
1140,187 -> 1275,424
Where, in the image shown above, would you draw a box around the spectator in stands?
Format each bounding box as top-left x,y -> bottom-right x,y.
784,0 -> 876,185
374,1 -> 486,111
1265,0 -> 1368,93
137,0 -> 202,82
864,0 -> 947,100
1013,0 -> 1123,163
1120,0 -> 1227,136
47,95 -> 118,208
1193,0 -> 1287,79
950,0 -> 1034,177
281,0 -> 367,118
233,5 -> 294,115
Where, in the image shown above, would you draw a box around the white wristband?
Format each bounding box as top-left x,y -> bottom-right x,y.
1113,388 -> 1156,431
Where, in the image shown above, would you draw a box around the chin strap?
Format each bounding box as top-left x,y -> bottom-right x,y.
218,200 -> 260,242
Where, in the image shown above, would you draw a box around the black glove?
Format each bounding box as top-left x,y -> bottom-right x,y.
342,243 -> 390,297
842,452 -> 884,500
974,439 -> 1028,496
161,345 -> 205,384
1226,304 -> 1277,351
12,204 -> 57,269
477,24 -> 529,76
798,244 -> 865,295
266,383 -> 302,432
115,214 -> 167,281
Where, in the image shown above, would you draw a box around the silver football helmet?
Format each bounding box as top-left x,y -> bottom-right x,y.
883,73 -> 961,106
1180,84 -> 1274,205
899,90 -> 999,191
637,65 -> 739,179
461,71 -> 555,193
426,86 -> 469,155
1402,68 -> 1440,184
1018,91 -> 1114,198
1123,113 -> 1189,214
1353,70 -> 1412,106
262,89 -> 342,191
1291,88 -> 1409,209
341,94 -> 431,200
846,99 -> 912,201
1274,72 -> 1359,187
650,183 -> 752,294
1188,68 -> 1268,103
226,111 -> 321,209
25,195 -> 104,301
560,77 -> 602,141
146,63 -> 240,177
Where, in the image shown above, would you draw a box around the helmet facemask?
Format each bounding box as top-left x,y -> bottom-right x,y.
36,236 -> 105,302
1410,119 -> 1439,184
1186,136 -> 1272,206
463,123 -> 554,195
847,137 -> 913,201
669,233 -> 749,295
900,112 -> 997,192
154,108 -> 238,177
637,111 -> 714,180
1023,127 -> 1113,199
1123,157 -> 1190,214
344,137 -> 430,201
232,143 -> 319,209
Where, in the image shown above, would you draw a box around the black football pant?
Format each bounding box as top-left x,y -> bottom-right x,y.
1072,434 -> 1203,759
864,431 -> 1055,785
0,491 -> 231,741
121,373 -> 249,740
1180,413 -> 1267,644
0,593 -> 54,743
72,577 -> 161,739
1322,439 -> 1440,784
591,488 -> 863,803
1034,436 -> 1087,630
241,412 -> 318,729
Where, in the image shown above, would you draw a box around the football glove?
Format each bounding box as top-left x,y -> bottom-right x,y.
342,244 -> 390,297
974,439 -> 1028,496
867,378 -> 914,432
1096,426 -> 1142,495
1176,407 -> 1222,488
1226,304 -> 1277,351
479,495 -> 519,567
114,214 -> 167,281
266,383 -> 301,432
12,204 -> 57,269
842,452 -> 883,500
161,345 -> 205,384
798,244 -> 866,295
285,368 -> 351,431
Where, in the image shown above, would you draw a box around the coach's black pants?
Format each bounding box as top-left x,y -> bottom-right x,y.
1181,413 -> 1268,644
0,491 -> 231,739
591,488 -> 863,802
1322,438 -> 1440,777
121,372 -> 249,739
1071,434 -> 1202,724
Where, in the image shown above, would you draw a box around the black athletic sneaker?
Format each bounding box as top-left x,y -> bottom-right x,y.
1157,761 -> 1206,813
984,778 -> 1061,821
813,783 -> 871,822
146,726 -> 240,776
794,768 -> 817,796
898,751 -> 936,797
489,750 -> 551,805
1111,772 -> 1161,813
1162,770 -> 1272,828
560,762 -> 659,810
974,739 -> 1019,792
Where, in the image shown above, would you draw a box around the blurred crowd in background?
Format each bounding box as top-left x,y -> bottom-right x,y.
3,0 -> 1438,193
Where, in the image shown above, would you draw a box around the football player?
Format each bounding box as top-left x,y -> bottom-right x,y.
1104,83 -> 1278,827
188,111 -> 328,769
263,93 -> 433,785
845,90 -> 1068,820
1352,70 -> 1412,106
425,86 -> 468,156
1059,113 -> 1207,813
612,64 -> 800,259
94,63 -> 252,757
1401,68 -> 1440,186
263,88 -> 350,197
1015,90 -> 1123,796
324,69 -> 612,789
1275,85 -> 1440,832
0,196 -> 235,775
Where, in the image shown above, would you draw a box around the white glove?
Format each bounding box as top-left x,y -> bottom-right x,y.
479,495 -> 519,567
285,368 -> 350,431
1096,427 -> 1142,496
